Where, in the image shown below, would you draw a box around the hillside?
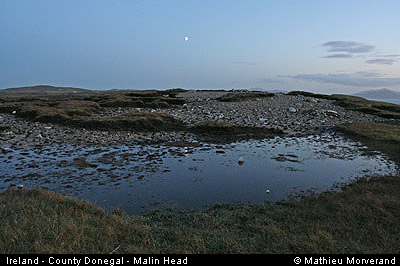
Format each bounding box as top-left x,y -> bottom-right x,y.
353,88 -> 400,99
0,85 -> 92,95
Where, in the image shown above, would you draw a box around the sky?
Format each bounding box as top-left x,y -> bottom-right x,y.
1,0 -> 400,94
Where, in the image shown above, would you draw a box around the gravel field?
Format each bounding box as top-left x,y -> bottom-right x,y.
0,91 -> 392,148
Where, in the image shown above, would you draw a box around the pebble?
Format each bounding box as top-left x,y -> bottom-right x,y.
0,91 -> 394,148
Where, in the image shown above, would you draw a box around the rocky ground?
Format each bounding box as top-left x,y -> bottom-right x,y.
0,91 -> 393,148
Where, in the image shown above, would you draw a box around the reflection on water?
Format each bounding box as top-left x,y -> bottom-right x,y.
0,132 -> 398,214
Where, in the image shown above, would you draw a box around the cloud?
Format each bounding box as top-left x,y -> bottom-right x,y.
284,72 -> 400,87
323,53 -> 353,58
322,41 -> 375,53
379,54 -> 400,58
365,58 -> 397,65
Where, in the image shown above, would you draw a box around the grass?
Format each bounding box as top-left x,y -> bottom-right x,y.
336,122 -> 400,163
217,91 -> 274,102
77,113 -> 186,132
0,189 -> 151,253
1,176 -> 399,253
0,121 -> 399,253
329,94 -> 400,119
0,90 -> 399,253
94,94 -> 185,108
0,100 -> 100,123
190,121 -> 283,137
288,91 -> 400,119
0,93 -> 285,134
0,92 -> 186,132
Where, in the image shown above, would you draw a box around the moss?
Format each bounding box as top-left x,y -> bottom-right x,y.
75,113 -> 186,132
96,93 -> 185,108
1,175 -> 399,253
0,91 -> 186,131
287,91 -> 330,99
336,122 -> 400,163
287,91 -> 400,119
217,91 -> 274,102
190,121 -> 283,139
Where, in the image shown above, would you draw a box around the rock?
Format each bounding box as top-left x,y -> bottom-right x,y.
238,156 -> 244,165
288,107 -> 297,113
266,189 -> 270,194
17,184 -> 24,189
325,110 -> 339,117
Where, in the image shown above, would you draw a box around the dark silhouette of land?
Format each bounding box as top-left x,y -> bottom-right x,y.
0,85 -> 92,95
353,88 -> 400,99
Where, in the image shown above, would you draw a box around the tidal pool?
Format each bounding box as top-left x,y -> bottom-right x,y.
0,132 -> 398,214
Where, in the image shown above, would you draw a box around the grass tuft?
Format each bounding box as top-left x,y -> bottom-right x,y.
217,91 -> 274,102
1,177 -> 399,253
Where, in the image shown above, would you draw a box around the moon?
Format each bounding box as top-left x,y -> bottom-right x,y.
184,36 -> 189,42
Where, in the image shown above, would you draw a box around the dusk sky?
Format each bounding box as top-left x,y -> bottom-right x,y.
1,0 -> 400,93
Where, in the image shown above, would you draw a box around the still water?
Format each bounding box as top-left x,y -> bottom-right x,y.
0,132 -> 397,214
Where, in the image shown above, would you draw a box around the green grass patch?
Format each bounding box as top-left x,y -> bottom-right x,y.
1,176 -> 399,253
217,91 -> 274,102
190,121 -> 283,140
0,92 -> 186,132
94,94 -> 185,108
336,122 -> 400,163
288,91 -> 400,119
1,90 -> 400,253
287,91 -> 330,99
0,189 -> 151,253
76,113 -> 186,132
2,121 -> 399,253
0,100 -> 100,123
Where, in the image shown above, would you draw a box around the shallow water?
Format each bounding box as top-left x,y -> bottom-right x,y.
0,132 -> 397,214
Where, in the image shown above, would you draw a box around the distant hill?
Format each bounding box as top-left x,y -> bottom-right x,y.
250,88 -> 288,93
266,89 -> 288,94
0,85 -> 92,95
353,88 -> 400,99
